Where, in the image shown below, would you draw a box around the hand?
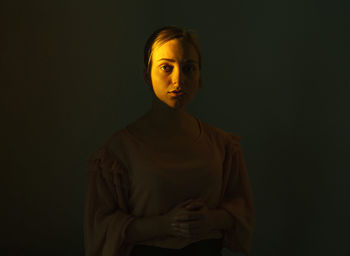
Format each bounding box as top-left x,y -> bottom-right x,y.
163,198 -> 212,239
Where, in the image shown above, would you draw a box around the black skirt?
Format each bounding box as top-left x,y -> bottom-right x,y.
130,238 -> 222,256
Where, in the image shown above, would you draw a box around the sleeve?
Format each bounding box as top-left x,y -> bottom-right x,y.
83,146 -> 137,256
219,134 -> 255,256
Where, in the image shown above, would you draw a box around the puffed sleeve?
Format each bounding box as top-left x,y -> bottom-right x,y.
220,133 -> 255,256
84,146 -> 137,256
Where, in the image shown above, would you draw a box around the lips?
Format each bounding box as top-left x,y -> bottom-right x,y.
169,90 -> 185,96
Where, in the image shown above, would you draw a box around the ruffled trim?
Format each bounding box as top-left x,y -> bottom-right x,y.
85,145 -> 137,256
227,132 -> 242,153
220,133 -> 255,256
88,146 -> 128,175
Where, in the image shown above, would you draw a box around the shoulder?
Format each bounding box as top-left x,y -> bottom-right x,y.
200,119 -> 242,151
87,127 -> 130,173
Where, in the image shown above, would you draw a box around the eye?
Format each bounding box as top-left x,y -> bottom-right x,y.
160,65 -> 172,72
184,64 -> 196,72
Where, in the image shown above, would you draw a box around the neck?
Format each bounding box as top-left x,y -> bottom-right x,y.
145,99 -> 193,136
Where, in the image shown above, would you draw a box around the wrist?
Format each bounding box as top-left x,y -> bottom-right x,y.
125,214 -> 168,243
208,208 -> 235,231
158,214 -> 171,236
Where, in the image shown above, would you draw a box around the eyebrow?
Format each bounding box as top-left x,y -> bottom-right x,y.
157,58 -> 197,63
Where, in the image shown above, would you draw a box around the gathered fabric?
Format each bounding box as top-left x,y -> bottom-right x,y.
84,118 -> 255,256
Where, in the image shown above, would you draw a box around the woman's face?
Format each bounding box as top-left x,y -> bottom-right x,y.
148,38 -> 201,110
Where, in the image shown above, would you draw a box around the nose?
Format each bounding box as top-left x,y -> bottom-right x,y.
172,65 -> 184,86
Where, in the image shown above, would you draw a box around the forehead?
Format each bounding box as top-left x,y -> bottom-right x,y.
152,38 -> 198,62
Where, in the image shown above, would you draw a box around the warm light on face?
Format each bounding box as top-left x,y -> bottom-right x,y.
149,38 -> 201,109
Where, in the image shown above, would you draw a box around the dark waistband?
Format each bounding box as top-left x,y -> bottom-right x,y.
134,238 -> 222,250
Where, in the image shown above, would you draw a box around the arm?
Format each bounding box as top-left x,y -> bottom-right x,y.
125,214 -> 169,243
219,135 -> 255,256
208,208 -> 235,232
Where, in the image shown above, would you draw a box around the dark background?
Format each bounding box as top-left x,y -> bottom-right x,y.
1,0 -> 349,255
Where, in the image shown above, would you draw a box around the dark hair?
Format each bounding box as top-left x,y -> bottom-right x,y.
143,25 -> 202,86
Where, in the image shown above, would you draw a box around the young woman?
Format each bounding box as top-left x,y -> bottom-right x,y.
84,25 -> 255,256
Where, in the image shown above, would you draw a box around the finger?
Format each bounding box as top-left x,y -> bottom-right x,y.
175,227 -> 191,238
179,199 -> 194,207
175,214 -> 202,221
191,213 -> 203,220
186,202 -> 204,210
175,226 -> 201,239
174,226 -> 190,236
191,198 -> 204,203
187,199 -> 205,206
177,221 -> 201,230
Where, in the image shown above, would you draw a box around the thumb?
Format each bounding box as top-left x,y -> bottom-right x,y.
188,198 -> 204,204
186,201 -> 205,211
178,199 -> 194,207
186,201 -> 204,207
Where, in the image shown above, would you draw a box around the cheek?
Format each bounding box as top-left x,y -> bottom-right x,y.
189,71 -> 200,79
189,74 -> 200,85
152,76 -> 169,87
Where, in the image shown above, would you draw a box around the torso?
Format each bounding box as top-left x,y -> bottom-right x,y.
126,114 -> 201,152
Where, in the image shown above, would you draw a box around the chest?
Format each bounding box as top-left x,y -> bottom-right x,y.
146,135 -> 197,153
127,119 -> 200,153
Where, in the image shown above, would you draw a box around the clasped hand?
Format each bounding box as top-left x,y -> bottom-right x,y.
166,198 -> 213,239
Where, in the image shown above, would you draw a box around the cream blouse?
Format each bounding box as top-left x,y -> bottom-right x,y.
84,117 -> 255,256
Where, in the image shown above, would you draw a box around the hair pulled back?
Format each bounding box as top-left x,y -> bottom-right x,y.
143,25 -> 202,86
